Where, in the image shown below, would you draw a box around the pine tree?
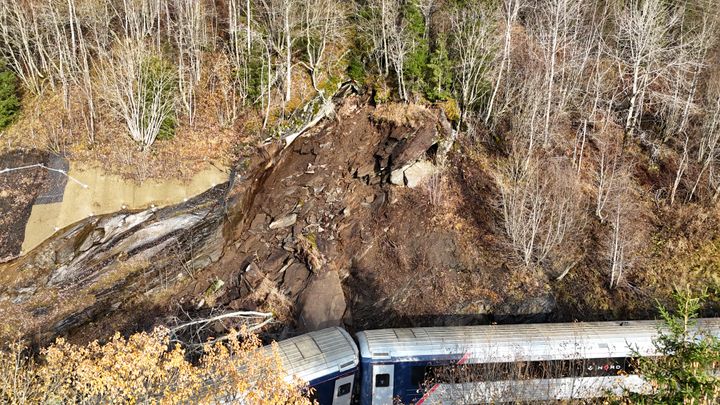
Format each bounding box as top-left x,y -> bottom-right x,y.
0,61 -> 20,130
627,286 -> 720,404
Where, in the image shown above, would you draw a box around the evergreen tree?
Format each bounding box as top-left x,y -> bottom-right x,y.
0,61 -> 20,130
627,287 -> 720,404
402,1 -> 429,98
425,34 -> 453,101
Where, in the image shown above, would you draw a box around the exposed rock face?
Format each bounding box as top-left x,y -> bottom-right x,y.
297,271 -> 346,331
494,295 -> 557,323
0,183 -> 229,343
282,263 -> 310,299
0,95 -> 556,344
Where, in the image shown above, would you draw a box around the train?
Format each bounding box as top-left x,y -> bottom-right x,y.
265,319 -> 720,404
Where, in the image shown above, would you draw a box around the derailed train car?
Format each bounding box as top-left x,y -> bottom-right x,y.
269,319 -> 720,404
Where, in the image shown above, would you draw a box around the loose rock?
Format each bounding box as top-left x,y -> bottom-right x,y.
269,214 -> 297,229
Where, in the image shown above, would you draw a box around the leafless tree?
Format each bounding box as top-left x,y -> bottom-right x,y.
0,0 -> 53,94
388,14 -> 410,101
171,0 -> 207,126
449,2 -> 498,128
485,0 -> 520,124
116,0 -> 164,48
603,174 -> 645,288
688,75 -> 720,202
529,0 -> 580,145
98,40 -> 175,150
496,155 -> 584,269
592,130 -> 627,223
255,0 -> 299,103
299,0 -> 346,94
611,0 -> 699,138
226,0 -> 257,114
360,0 -> 407,99
365,0 -> 395,78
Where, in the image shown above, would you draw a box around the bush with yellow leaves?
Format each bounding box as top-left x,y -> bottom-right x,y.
0,327 -> 311,404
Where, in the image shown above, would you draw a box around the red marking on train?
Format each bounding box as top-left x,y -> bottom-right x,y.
416,384 -> 439,405
417,353 -> 471,403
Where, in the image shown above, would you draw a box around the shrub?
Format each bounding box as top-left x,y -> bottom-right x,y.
347,52 -> 366,84
0,327 -> 311,404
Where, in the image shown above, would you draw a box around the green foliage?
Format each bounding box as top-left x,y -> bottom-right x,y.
425,35 -> 453,101
143,56 -> 177,141
0,61 -> 20,130
627,287 -> 720,404
347,52 -> 367,84
402,2 -> 429,97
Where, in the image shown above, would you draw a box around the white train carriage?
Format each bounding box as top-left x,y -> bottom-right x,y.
355,319 -> 720,404
271,327 -> 359,405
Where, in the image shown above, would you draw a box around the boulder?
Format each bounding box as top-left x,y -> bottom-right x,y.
404,160 -> 437,188
298,270 -> 346,331
390,122 -> 438,168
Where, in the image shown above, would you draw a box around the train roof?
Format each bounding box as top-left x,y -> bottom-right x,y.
355,319 -> 720,363
269,327 -> 359,384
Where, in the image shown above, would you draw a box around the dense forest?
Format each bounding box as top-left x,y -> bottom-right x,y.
3,0 -> 720,402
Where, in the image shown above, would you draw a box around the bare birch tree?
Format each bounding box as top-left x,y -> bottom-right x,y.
449,2 -> 498,128
227,0 -> 257,113
360,0 -> 404,96
117,0 -> 164,48
171,0 -> 207,126
98,40 -> 176,150
606,177 -> 644,288
387,6 -> 410,102
256,0 -> 298,103
0,0 -> 53,94
529,0 -> 595,146
611,0 -> 691,138
688,75 -> 720,202
496,155 -> 583,269
485,0 -> 521,124
300,0 -> 346,94
592,130 -> 627,223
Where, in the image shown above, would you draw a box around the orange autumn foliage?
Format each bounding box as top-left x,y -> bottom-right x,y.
0,327 -> 312,404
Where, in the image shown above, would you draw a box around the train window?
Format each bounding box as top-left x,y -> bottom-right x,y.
337,383 -> 351,397
375,373 -> 390,387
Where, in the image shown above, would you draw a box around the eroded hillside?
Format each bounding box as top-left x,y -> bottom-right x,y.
0,97 -> 530,343
3,94 -> 720,346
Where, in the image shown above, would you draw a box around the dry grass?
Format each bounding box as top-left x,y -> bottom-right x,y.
371,102 -> 430,128
2,74 -> 247,183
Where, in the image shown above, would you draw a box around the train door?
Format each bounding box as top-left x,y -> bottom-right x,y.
331,374 -> 354,405
371,364 -> 394,405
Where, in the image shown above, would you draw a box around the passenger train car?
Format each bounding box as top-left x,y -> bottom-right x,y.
268,319 -> 720,404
